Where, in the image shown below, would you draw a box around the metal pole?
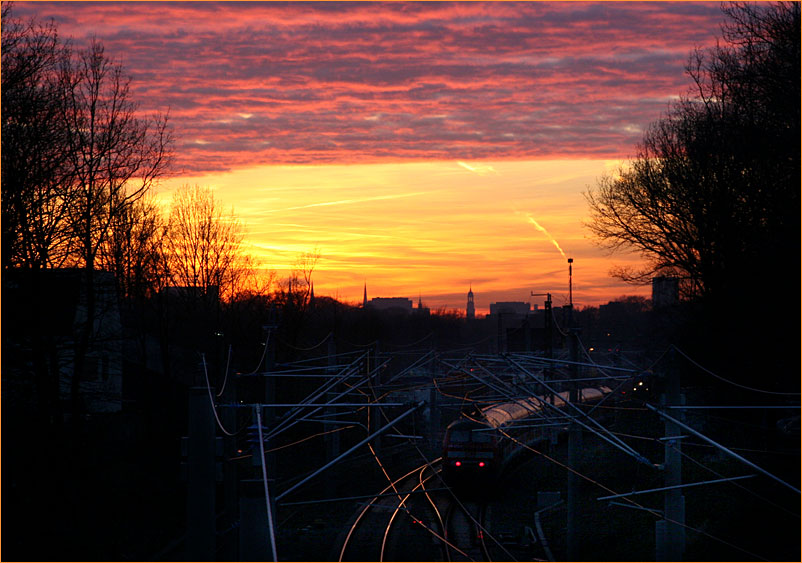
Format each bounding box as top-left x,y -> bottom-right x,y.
256,409 -> 279,561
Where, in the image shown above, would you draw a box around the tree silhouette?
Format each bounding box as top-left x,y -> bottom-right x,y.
586,2 -> 799,387
2,5 -> 175,419
1,4 -> 73,269
165,184 -> 253,303
585,2 -> 799,303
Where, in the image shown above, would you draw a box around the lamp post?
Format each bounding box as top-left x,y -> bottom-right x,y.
567,258 -> 573,309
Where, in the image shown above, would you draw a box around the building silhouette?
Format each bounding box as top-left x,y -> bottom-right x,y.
488,301 -> 531,317
652,276 -> 679,308
466,286 -> 475,320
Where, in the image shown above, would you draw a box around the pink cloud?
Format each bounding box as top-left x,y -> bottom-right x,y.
15,1 -> 724,172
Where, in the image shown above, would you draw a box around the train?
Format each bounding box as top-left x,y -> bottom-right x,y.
441,385 -> 614,487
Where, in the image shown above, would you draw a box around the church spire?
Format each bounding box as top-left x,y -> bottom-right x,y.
466,285 -> 475,320
363,282 -> 368,308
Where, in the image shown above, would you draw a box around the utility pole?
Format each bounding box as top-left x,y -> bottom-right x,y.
656,349 -> 685,561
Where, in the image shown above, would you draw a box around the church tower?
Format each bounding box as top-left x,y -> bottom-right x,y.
363,283 -> 368,308
466,285 -> 475,320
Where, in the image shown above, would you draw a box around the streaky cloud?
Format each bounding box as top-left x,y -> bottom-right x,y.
262,191 -> 431,213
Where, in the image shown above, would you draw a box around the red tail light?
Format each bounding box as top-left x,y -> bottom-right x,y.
455,461 -> 461,467
478,462 -> 485,468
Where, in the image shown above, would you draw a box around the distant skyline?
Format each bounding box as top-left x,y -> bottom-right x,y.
15,2 -> 726,311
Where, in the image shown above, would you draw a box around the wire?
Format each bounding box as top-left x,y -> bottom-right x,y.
216,344 -> 233,397
665,440 -> 801,519
201,353 -> 242,437
265,425 -> 356,453
386,331 -> 434,349
278,331 -> 332,351
673,346 -> 800,396
488,421 -> 769,561
242,330 -> 271,375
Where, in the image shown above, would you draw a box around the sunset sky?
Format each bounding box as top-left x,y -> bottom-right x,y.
16,1 -> 726,313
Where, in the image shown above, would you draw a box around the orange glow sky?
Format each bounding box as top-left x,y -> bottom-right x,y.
159,159 -> 649,313
17,1 -> 726,313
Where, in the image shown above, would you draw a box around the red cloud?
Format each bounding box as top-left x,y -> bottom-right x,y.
16,1 -> 724,172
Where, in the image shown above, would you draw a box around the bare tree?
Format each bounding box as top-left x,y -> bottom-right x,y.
60,39 -> 172,272
294,247 -> 321,305
585,2 -> 799,302
165,184 -> 252,303
1,4 -> 73,269
57,39 -> 172,417
2,5 -> 175,421
97,193 -> 168,301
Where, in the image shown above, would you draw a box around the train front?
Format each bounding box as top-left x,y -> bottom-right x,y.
442,419 -> 500,489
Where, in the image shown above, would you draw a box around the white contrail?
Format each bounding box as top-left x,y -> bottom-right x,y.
525,214 -> 567,259
262,191 -> 429,213
457,161 -> 497,176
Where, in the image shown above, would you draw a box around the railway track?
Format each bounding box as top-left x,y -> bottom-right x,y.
339,460 -> 445,561
442,501 -> 490,561
338,457 -> 528,562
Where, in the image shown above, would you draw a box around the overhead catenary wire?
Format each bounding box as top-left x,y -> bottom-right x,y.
263,351 -> 372,440
673,346 -> 800,396
664,438 -> 801,519
488,419 -> 770,561
216,344 -> 233,397
645,403 -> 801,494
503,354 -> 654,466
278,331 -> 333,351
242,329 -> 271,375
442,353 -> 653,467
275,401 -> 425,501
201,353 -> 242,437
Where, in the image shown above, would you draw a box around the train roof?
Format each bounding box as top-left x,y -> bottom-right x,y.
481,386 -> 612,428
